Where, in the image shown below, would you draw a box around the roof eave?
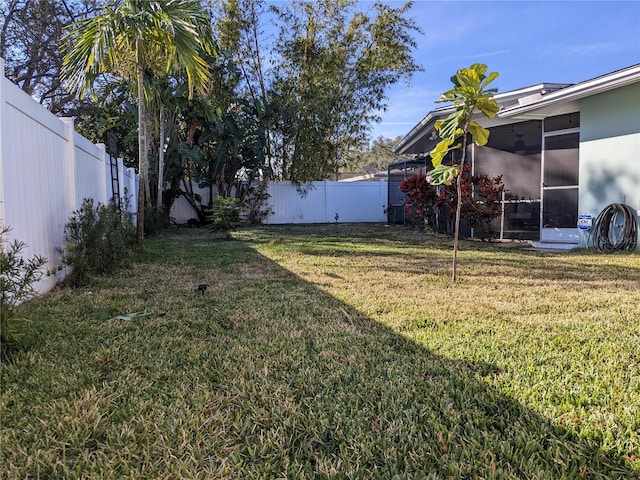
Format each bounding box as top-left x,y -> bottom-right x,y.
393,83 -> 569,154
500,65 -> 640,119
392,106 -> 453,153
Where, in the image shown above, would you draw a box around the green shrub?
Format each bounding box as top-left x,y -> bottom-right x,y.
207,196 -> 243,237
0,226 -> 47,349
61,198 -> 134,287
144,201 -> 164,236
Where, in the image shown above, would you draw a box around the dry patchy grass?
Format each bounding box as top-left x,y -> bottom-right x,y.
1,224 -> 639,479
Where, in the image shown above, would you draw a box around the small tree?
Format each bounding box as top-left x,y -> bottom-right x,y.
399,174 -> 441,229
208,196 -> 243,238
428,64 -> 499,282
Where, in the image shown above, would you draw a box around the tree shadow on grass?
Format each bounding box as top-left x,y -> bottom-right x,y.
2,230 -> 637,478
288,235 -> 639,285
143,234 -> 637,477
212,251 -> 635,479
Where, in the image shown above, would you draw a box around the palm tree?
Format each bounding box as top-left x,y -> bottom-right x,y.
61,0 -> 215,250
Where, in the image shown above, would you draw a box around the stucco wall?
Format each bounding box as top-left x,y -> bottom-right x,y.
578,82 -> 640,248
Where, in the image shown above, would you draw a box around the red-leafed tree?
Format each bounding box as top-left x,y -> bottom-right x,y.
399,174 -> 441,228
439,166 -> 510,240
401,168 -> 510,240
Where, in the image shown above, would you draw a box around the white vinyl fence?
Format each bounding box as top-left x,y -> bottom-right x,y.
266,181 -> 387,224
170,180 -> 388,225
0,58 -> 138,295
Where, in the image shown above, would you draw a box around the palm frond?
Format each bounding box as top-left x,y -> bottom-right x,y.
61,0 -> 217,100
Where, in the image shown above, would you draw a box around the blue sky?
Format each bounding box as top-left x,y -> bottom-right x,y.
370,0 -> 640,140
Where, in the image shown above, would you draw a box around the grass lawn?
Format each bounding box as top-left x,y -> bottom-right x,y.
2,224 -> 639,479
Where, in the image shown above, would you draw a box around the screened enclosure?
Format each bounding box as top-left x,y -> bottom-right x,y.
386,118 -> 579,240
474,120 -> 543,240
387,158 -> 429,225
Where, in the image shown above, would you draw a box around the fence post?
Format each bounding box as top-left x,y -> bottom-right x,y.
500,190 -> 506,241
125,166 -> 138,220
118,158 -> 125,203
0,58 -> 5,229
96,143 -> 108,205
324,180 -> 329,223
60,117 -> 77,215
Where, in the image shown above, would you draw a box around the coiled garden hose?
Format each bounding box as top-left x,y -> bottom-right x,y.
587,203 -> 638,253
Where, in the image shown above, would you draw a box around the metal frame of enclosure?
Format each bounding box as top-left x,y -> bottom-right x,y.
386,158 -> 428,225
387,116 -> 563,240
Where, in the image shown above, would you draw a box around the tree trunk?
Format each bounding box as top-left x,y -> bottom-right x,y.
451,134 -> 470,283
135,47 -> 147,251
157,106 -> 165,212
452,171 -> 462,282
248,0 -> 272,171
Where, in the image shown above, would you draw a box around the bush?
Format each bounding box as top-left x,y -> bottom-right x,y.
144,201 -> 164,236
61,198 -> 134,287
401,168 -> 510,240
440,165 -> 511,240
207,196 -> 243,237
399,174 -> 443,229
0,226 -> 47,349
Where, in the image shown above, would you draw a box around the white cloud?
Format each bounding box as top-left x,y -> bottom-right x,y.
435,49 -> 511,63
553,42 -> 625,57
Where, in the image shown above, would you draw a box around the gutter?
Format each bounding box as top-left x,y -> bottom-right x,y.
500,64 -> 640,118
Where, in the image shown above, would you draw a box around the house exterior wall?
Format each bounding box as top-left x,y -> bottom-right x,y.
578,82 -> 640,248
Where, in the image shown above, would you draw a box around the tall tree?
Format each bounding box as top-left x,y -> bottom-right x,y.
215,0 -> 274,174
61,0 -> 215,249
343,136 -> 402,174
72,79 -> 140,167
0,0 -> 99,114
270,0 -> 421,182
